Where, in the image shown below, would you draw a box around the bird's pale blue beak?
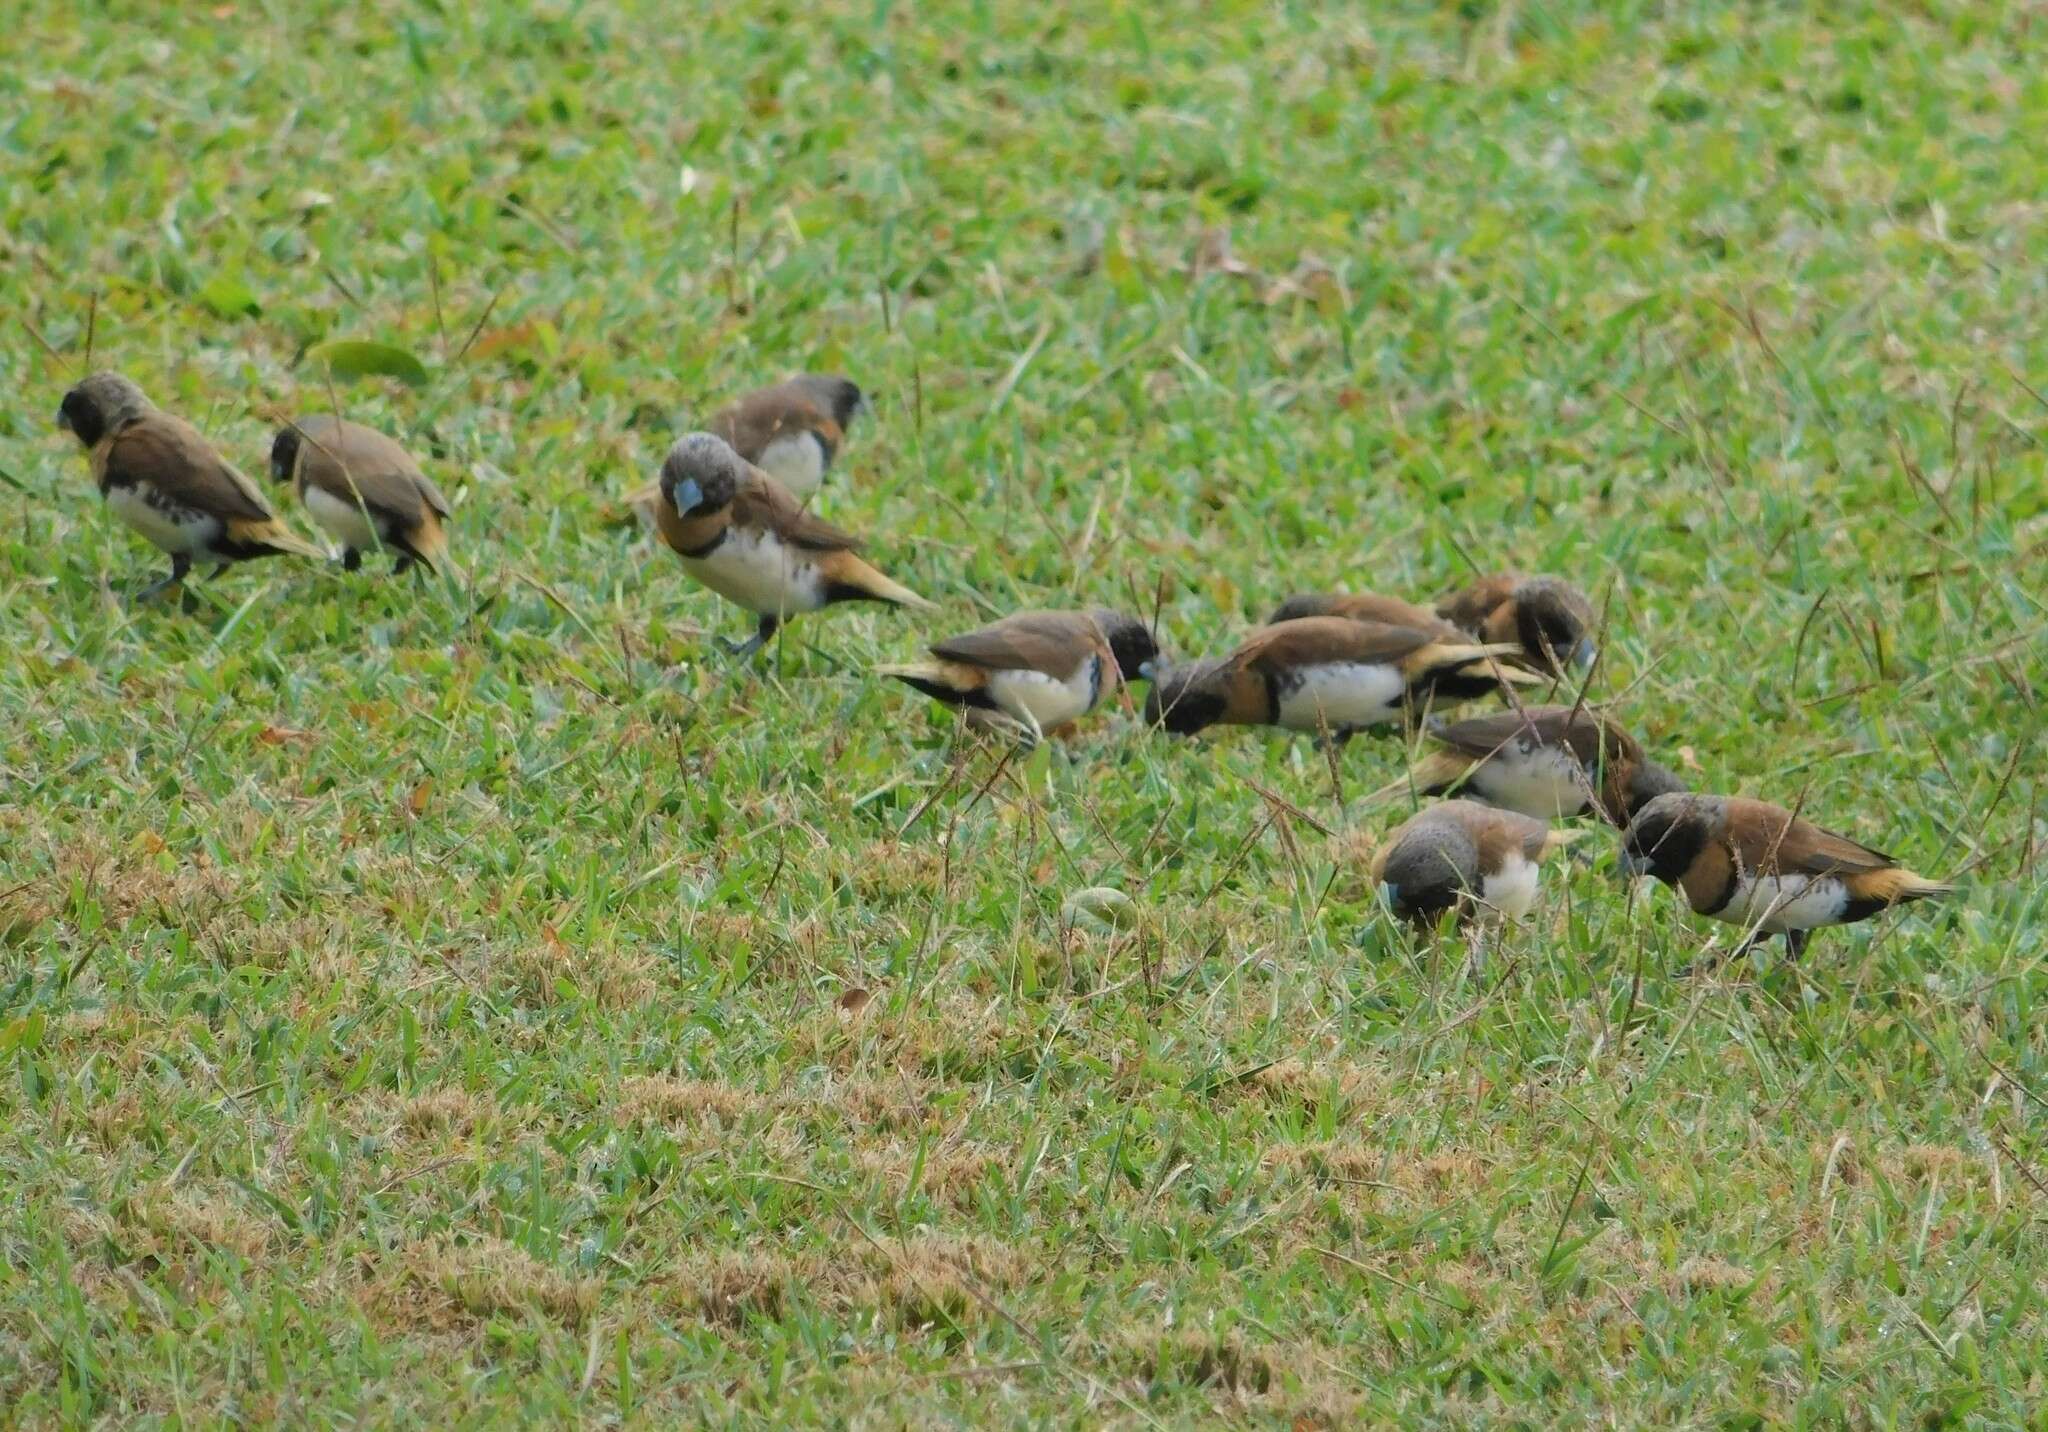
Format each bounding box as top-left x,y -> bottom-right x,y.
1137,659 -> 1158,681
1617,851 -> 1648,880
670,477 -> 703,512
1378,881 -> 1400,910
1572,638 -> 1598,670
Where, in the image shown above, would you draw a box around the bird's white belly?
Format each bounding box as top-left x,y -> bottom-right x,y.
1275,663 -> 1406,732
1470,743 -> 1591,819
302,485 -> 382,551
755,432 -> 828,497
987,661 -> 1098,731
682,529 -> 824,616
107,483 -> 218,556
1716,873 -> 1849,933
1480,853 -> 1541,920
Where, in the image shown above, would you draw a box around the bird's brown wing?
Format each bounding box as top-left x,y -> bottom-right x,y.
1726,797 -> 1897,876
1437,705 -> 1637,767
107,414 -> 274,520
713,382 -> 839,466
1435,573 -> 1519,631
296,418 -> 451,521
1326,592 -> 1459,635
729,469 -> 862,551
929,611 -> 1100,675
411,472 -> 455,519
1432,706 -> 1569,760
1233,617 -> 1429,673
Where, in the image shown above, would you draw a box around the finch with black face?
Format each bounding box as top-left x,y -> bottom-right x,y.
626,373 -> 866,524
1437,573 -> 1598,675
1142,617 -> 1540,741
1373,799 -> 1581,927
269,416 -> 456,576
878,608 -> 1159,745
1369,704 -> 1684,825
57,371 -> 324,600
1620,792 -> 1952,959
654,431 -> 933,658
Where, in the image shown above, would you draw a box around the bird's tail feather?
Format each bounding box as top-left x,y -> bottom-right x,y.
1361,750 -> 1470,807
1855,868 -> 1954,905
398,515 -> 462,581
834,555 -> 936,610
230,517 -> 326,561
877,661 -> 980,706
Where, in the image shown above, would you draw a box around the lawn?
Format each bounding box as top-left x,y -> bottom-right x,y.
2,0 -> 2045,1423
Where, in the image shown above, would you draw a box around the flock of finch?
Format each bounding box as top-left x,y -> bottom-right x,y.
55,366 -> 1952,960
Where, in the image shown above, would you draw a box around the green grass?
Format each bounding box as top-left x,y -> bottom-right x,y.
3,0 -> 2046,1423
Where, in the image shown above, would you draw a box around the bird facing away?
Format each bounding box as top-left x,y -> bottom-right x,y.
653,431 -> 933,658
1373,799 -> 1582,927
1370,704 -> 1685,825
1621,793 -> 1952,959
879,608 -> 1159,745
1437,573 -> 1598,674
1267,591 -> 1515,703
626,373 -> 866,524
269,416 -> 455,576
1143,617 -> 1540,740
57,371 -> 324,600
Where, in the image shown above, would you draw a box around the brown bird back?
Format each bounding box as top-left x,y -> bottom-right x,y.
930,610 -> 1108,676
289,416 -> 450,524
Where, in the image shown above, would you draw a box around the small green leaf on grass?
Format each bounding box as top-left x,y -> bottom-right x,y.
307,339 -> 430,387
199,273 -> 261,319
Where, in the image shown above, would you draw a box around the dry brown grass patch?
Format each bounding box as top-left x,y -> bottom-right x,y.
85,1089 -> 147,1150
847,841 -> 946,903
667,1232 -> 1034,1332
1668,1255 -> 1757,1297
384,1236 -> 599,1329
614,1074 -> 761,1127
854,1141 -> 1002,1209
398,1085 -> 494,1136
38,835 -> 242,932
868,1232 -> 1032,1329
1125,1327 -> 1278,1396
1397,1151 -> 1490,1197
674,1248 -> 809,1328
1263,1140 -> 1384,1186
501,936 -> 660,1010
1895,1144 -> 1969,1180
129,1187 -> 274,1262
816,1072 -> 940,1133
1239,1058 -> 1389,1115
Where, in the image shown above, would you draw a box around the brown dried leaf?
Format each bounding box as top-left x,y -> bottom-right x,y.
1189,226 -> 1256,278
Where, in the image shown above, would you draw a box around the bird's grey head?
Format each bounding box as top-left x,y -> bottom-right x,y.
660,431 -> 748,516
1378,821 -> 1480,925
796,374 -> 867,428
57,371 -> 153,449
